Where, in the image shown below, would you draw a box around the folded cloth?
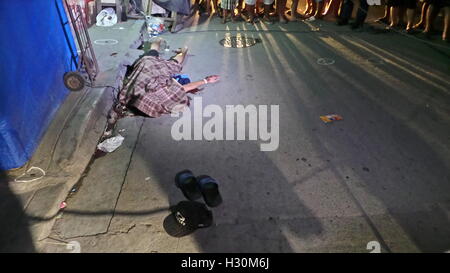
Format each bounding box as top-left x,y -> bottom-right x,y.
118,56 -> 189,117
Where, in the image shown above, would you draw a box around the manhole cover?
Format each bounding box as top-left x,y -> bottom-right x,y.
94,39 -> 119,45
219,36 -> 259,48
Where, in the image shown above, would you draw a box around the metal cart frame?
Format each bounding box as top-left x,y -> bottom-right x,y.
62,0 -> 99,91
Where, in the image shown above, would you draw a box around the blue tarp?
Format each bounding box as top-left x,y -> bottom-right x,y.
0,0 -> 78,170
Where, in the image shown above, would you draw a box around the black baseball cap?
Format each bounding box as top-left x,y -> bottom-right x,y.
163,201 -> 213,237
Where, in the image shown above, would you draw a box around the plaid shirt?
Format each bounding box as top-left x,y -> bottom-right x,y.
118,56 -> 188,118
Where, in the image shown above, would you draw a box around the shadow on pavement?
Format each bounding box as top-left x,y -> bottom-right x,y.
0,172 -> 36,252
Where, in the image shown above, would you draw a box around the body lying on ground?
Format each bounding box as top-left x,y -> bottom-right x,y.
107,40 -> 219,132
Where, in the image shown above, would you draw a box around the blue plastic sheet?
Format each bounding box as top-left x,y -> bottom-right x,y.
0,0 -> 78,170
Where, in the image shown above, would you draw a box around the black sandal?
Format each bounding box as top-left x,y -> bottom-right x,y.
175,170 -> 202,201
197,175 -> 223,207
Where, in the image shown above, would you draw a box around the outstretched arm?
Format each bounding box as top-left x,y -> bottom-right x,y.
182,75 -> 220,92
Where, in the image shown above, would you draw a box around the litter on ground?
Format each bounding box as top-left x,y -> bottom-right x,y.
97,134 -> 125,153
320,114 -> 343,123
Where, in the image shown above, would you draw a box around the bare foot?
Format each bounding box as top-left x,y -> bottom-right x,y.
413,22 -> 424,29
150,38 -> 163,52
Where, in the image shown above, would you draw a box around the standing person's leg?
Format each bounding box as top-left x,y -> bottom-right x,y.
306,0 -> 314,15
310,0 -> 317,18
230,0 -> 238,21
337,0 -> 353,25
351,0 -> 368,28
423,3 -> 438,35
263,0 -> 275,23
255,0 -> 263,15
289,0 -> 308,19
213,0 -> 220,16
443,6 -> 450,41
206,0 -> 212,14
235,0 -> 244,16
222,9 -> 229,22
192,0 -> 200,14
398,5 -> 406,26
389,0 -> 400,27
405,0 -> 416,32
376,1 -> 391,23
413,0 -> 429,28
221,0 -> 228,22
277,0 -> 288,22
244,0 -> 257,23
315,0 -> 325,18
290,0 -> 299,20
335,0 -> 343,17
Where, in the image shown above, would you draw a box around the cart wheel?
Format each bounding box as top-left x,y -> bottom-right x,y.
63,71 -> 85,91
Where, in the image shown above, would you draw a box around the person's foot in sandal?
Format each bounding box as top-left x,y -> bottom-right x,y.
413,22 -> 424,29
375,17 -> 389,24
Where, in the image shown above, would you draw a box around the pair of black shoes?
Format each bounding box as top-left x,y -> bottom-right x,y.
175,170 -> 223,208
163,170 -> 222,237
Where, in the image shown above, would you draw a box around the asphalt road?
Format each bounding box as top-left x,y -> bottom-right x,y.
42,13 -> 450,253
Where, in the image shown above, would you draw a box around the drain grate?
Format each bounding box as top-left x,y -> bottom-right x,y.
219,35 -> 260,48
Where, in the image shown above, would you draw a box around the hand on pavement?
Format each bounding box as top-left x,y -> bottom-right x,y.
205,75 -> 220,83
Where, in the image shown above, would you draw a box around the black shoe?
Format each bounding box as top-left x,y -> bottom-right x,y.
197,175 -> 223,208
175,170 -> 202,201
